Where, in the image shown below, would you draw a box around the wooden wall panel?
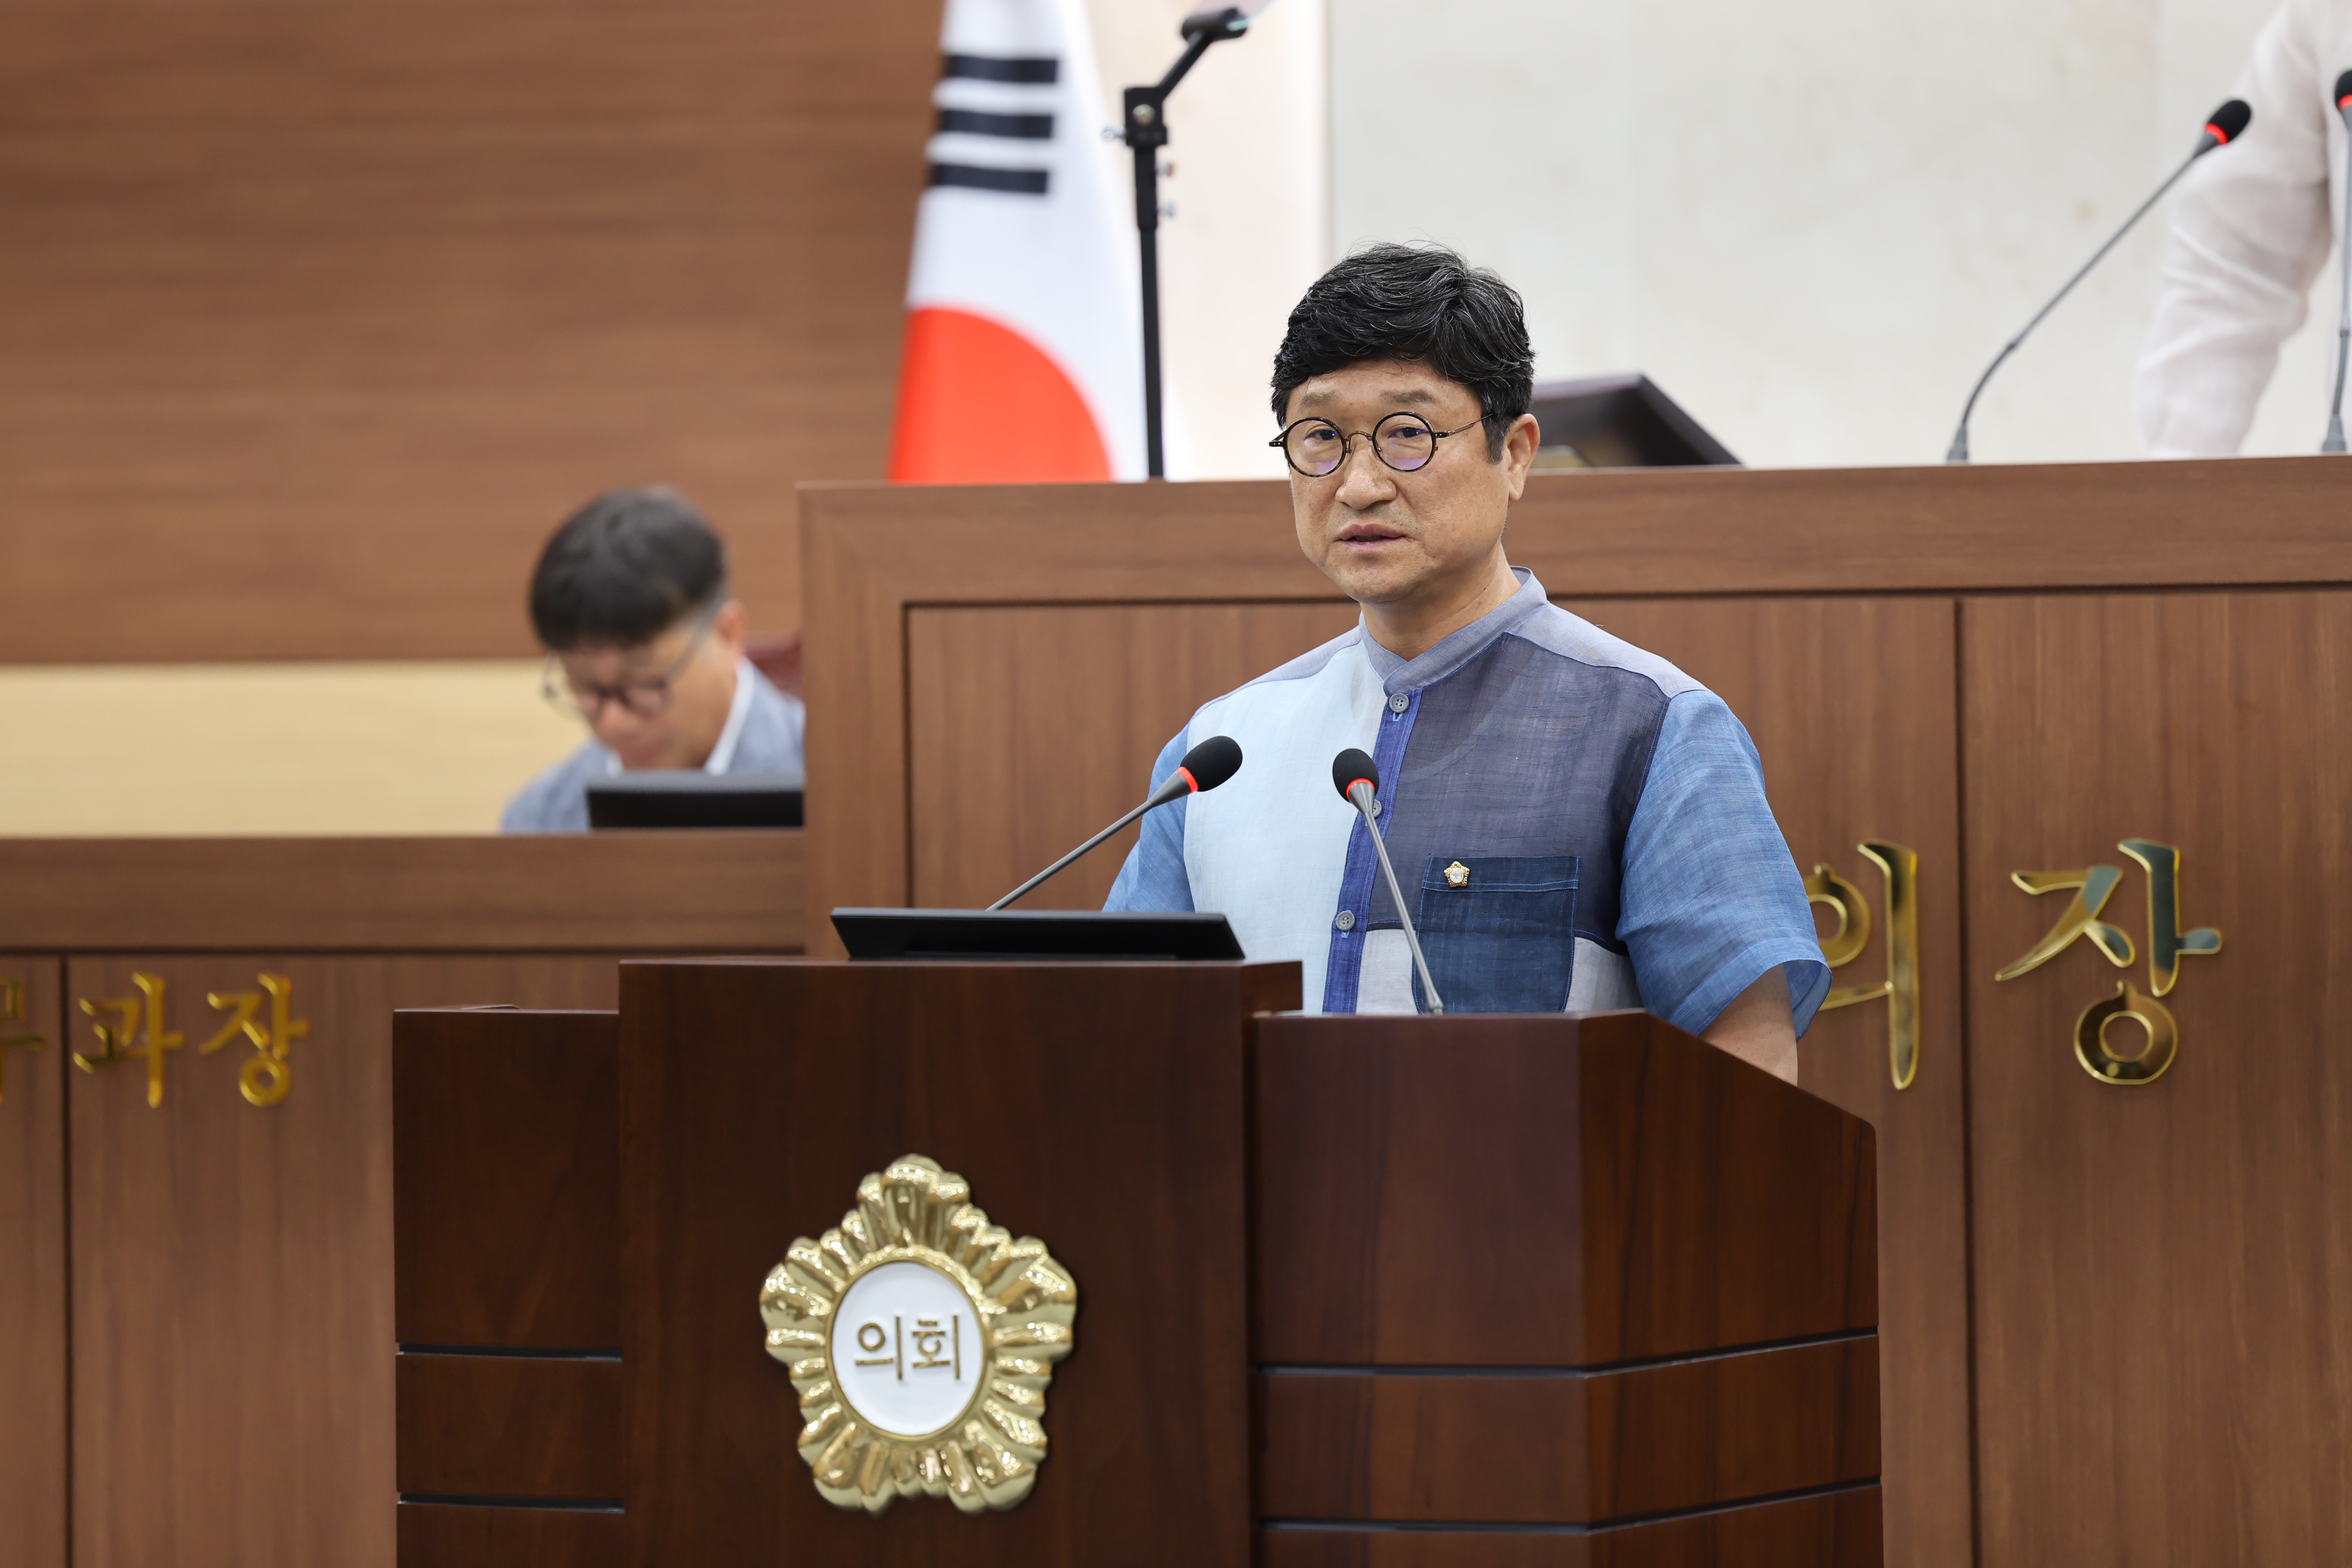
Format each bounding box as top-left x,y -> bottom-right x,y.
0,955 -> 67,1568
396,1503 -> 622,1568
395,1356 -> 623,1500
67,955 -> 619,1568
394,1010 -> 621,1351
904,603 -> 1359,910
810,457 -> 2352,942
1963,591 -> 2352,1566
1256,1486 -> 1884,1568
0,0 -> 940,661
0,833 -> 805,954
1564,597 -> 1973,1568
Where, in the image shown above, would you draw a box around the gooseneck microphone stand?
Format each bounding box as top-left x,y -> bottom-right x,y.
1947,100 -> 2250,463
1121,7 -> 1255,479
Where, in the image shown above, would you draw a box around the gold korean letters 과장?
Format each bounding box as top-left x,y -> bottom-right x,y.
1995,839 -> 2221,1085
74,971 -> 313,1108
1805,841 -> 1922,1090
760,1154 -> 1077,1517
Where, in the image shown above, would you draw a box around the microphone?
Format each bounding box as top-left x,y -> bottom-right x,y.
1331,748 -> 1444,1014
1947,97 -> 2254,463
2325,71 -> 2352,455
988,735 -> 1243,910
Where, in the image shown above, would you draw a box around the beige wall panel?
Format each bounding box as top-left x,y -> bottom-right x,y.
1964,591 -> 2352,1565
0,662 -> 578,836
0,956 -> 67,1568
905,603 -> 1359,911
65,955 -> 621,1568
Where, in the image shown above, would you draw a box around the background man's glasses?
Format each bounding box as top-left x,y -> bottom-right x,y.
541,608 -> 718,724
1271,413 -> 1484,478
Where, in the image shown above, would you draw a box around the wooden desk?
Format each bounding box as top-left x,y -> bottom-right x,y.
392,973 -> 1881,1566
800,458 -> 2352,1568
0,831 -> 801,1568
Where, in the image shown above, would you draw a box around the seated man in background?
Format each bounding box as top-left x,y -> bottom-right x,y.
1104,244 -> 1825,1082
502,486 -> 806,833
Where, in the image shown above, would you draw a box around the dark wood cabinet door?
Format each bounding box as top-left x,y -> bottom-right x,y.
1962,591 -> 2352,1566
1567,595 -> 1972,1568
65,955 -> 619,1568
0,955 -> 66,1568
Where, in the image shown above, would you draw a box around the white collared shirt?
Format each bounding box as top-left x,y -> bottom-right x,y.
703,655 -> 758,774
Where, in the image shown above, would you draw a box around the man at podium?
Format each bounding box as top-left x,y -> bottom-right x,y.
1106,245 -> 1826,1081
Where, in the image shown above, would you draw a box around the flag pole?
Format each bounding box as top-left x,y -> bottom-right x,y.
1120,7 -> 1256,480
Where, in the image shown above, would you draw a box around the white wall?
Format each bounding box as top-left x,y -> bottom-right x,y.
1328,0 -> 2332,467
1089,0 -> 1330,478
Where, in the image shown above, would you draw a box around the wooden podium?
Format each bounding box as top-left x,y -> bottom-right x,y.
393,959 -> 1881,1566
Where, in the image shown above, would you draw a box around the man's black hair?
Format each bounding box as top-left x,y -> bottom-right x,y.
528,487 -> 728,651
1270,243 -> 1534,457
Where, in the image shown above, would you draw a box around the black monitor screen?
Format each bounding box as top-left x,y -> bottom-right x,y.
831,908 -> 1244,961
586,771 -> 804,830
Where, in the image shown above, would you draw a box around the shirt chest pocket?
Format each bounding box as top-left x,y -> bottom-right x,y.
1411,854 -> 1581,1014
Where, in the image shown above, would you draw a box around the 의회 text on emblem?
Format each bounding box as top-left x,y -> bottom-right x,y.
760,1154 -> 1077,1515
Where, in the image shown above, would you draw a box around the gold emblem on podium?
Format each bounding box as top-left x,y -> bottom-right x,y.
760,1154 -> 1077,1515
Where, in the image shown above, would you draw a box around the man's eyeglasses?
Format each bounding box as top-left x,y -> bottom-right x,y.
1270,413 -> 1485,478
542,608 -> 718,724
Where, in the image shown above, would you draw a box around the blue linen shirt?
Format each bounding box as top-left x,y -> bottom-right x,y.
1104,570 -> 1830,1036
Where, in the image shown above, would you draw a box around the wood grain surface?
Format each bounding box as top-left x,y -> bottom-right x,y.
1258,1337 -> 1877,1524
0,956 -> 67,1568
905,603 -> 1359,910
0,0 -> 940,662
0,832 -> 804,953
1567,597 -> 1973,1567
617,958 -> 1299,1566
1256,1486 -> 1883,1567
1962,591 -> 2352,1566
803,458 -> 2352,613
393,1009 -> 620,1349
395,1504 -> 621,1568
68,955 -> 619,1568
1252,1012 -> 1875,1367
395,1356 -> 624,1500
805,458 -> 2352,940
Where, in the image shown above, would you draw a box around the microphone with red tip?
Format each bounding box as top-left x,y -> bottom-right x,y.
2325,71 -> 2352,455
1947,97 -> 2254,463
988,735 -> 1244,910
1331,748 -> 1444,1014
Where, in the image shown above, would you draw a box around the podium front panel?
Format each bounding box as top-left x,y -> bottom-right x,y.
617,957 -> 1297,1567
1252,1010 -> 1880,1561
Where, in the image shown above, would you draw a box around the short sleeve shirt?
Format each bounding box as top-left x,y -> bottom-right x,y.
1104,570 -> 1831,1036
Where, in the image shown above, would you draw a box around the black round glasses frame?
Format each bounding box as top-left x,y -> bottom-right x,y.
1269,412 -> 1485,477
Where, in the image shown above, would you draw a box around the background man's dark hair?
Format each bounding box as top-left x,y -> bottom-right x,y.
528,487 -> 728,650
1270,243 -> 1535,457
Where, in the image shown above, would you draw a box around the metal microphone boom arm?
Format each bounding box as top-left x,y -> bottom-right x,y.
2324,71 -> 2352,455
1120,7 -> 1255,480
1330,748 -> 1444,1014
1947,100 -> 2250,464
